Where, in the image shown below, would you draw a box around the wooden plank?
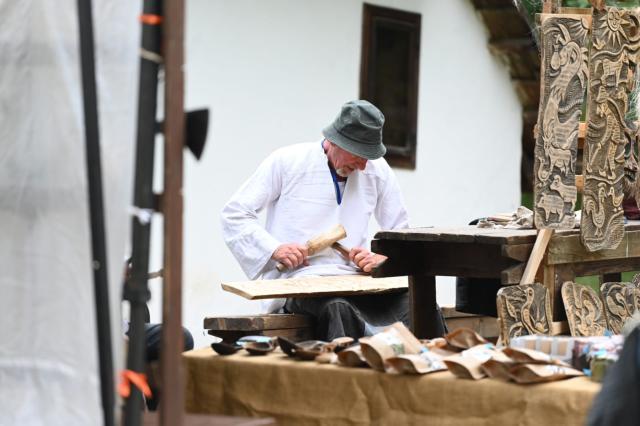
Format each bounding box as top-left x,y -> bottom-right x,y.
501,243 -> 533,262
204,314 -> 313,331
221,275 -> 408,300
548,230 -> 640,265
520,229 -> 553,285
501,263 -> 525,285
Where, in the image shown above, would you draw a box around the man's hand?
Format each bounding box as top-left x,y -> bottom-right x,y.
349,247 -> 387,273
272,243 -> 309,270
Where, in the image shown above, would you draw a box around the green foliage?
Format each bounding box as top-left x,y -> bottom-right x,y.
575,271 -> 638,294
517,0 -> 640,22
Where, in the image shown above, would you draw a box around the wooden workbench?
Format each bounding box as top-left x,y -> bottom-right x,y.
371,222 -> 640,338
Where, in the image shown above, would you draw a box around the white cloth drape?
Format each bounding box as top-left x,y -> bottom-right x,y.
0,1 -> 139,424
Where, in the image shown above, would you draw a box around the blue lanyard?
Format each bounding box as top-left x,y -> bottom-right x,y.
322,141 -> 344,205
329,166 -> 343,205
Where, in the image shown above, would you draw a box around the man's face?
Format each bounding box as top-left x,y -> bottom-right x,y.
326,141 -> 368,177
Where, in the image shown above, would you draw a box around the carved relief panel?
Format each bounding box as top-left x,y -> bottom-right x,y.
561,281 -> 607,336
496,283 -> 552,345
600,281 -> 640,334
534,15 -> 589,229
581,7 -> 640,251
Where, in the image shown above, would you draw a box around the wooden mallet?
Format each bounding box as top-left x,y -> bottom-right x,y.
276,224 -> 347,272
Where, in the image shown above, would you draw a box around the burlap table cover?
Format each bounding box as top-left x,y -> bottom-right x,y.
184,348 -> 600,426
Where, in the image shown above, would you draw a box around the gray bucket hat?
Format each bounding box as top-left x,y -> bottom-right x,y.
322,100 -> 386,160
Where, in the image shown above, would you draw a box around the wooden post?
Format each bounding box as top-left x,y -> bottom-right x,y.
542,0 -> 561,13
408,275 -> 443,339
161,0 -> 185,425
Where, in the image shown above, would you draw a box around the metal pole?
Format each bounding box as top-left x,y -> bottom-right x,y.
76,1 -> 114,425
123,1 -> 163,425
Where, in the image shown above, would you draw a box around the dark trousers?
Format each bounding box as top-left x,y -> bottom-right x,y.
143,323 -> 194,362
285,291 -> 413,341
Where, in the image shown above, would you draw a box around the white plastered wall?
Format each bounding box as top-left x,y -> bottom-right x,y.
148,0 -> 522,348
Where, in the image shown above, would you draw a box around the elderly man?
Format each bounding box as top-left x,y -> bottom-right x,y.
221,100 -> 443,340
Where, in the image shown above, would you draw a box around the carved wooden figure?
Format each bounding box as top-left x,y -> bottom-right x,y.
581,7 -> 640,251
496,283 -> 552,345
600,281 -> 640,334
561,281 -> 607,336
534,14 -> 589,229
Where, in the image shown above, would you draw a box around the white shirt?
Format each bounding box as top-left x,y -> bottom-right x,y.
221,141 -> 409,311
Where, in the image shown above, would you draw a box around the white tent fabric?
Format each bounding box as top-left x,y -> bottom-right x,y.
0,1 -> 139,424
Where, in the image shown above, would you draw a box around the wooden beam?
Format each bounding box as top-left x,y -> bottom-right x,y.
501,263 -> 526,285
520,229 -> 553,285
547,231 -> 640,265
488,38 -> 536,54
501,243 -> 534,262
222,275 -> 408,300
161,0 -> 185,424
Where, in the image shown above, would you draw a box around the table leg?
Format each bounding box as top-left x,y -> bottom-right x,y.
408,275 -> 444,339
543,264 -> 574,321
601,273 -> 622,283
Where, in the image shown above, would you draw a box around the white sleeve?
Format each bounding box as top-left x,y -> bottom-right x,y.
374,168 -> 409,230
220,152 -> 283,280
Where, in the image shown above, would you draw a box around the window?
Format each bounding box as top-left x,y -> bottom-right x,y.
360,4 -> 421,169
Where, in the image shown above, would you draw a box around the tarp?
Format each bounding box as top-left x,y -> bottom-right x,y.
0,0 -> 139,424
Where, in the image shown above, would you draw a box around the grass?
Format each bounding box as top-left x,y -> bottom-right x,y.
575,271 -> 638,293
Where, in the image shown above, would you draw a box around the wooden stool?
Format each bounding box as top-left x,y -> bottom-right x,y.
204,314 -> 315,343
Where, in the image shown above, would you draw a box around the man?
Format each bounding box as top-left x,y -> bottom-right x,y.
221,100 -> 441,340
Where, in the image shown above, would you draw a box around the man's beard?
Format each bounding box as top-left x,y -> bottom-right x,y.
335,168 -> 352,177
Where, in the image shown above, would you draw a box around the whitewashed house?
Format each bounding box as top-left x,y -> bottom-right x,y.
161,0 -> 524,347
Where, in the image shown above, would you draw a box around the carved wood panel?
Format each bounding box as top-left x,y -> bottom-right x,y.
581,7 -> 640,251
561,281 -> 607,336
600,281 -> 640,334
534,14 -> 590,229
496,283 -> 551,345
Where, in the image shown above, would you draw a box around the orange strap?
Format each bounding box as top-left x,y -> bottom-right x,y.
139,14 -> 162,25
119,370 -> 152,398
